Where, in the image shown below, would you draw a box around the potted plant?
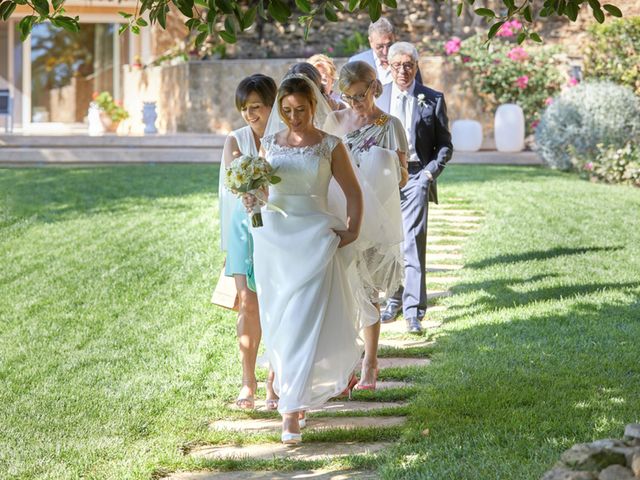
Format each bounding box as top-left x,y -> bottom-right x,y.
91,91 -> 129,132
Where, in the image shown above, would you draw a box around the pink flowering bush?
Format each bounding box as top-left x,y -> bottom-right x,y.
444,34 -> 564,132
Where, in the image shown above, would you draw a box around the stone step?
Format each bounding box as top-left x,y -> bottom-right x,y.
429,222 -> 480,230
429,235 -> 469,243
250,400 -> 406,413
382,319 -> 443,334
210,416 -> 407,433
427,264 -> 463,272
367,380 -> 414,390
428,276 -> 460,284
426,253 -> 463,263
191,441 -> 392,461
429,214 -> 483,222
429,244 -> 461,252
430,209 -> 482,216
427,289 -> 452,300
167,470 -> 378,480
378,338 -> 435,349
374,357 -> 431,369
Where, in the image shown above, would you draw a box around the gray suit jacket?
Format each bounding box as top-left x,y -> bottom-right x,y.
376,82 -> 452,203
348,49 -> 423,85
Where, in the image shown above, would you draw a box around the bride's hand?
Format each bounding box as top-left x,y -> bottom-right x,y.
333,229 -> 358,248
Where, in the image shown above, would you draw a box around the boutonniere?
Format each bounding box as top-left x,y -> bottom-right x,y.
416,93 -> 427,109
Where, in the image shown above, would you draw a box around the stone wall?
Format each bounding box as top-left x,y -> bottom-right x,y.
541,424 -> 640,480
122,56 -> 490,136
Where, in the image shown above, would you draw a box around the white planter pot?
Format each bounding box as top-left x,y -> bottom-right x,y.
452,119 -> 483,152
494,103 -> 525,152
87,103 -> 105,136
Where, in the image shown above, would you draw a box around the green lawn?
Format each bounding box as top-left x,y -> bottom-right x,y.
1,164 -> 638,479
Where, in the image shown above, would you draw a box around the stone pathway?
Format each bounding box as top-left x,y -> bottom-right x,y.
164,203 -> 482,479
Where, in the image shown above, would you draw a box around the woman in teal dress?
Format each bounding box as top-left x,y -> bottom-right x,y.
218,74 -> 278,409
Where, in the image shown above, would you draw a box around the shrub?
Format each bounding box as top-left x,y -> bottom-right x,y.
535,81 -> 640,170
576,143 -> 640,187
91,91 -> 129,122
444,32 -> 565,132
583,17 -> 640,96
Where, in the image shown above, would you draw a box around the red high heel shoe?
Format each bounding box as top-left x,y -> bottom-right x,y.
338,374 -> 358,400
354,368 -> 379,391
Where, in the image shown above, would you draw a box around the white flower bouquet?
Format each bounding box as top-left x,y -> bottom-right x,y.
224,154 -> 281,227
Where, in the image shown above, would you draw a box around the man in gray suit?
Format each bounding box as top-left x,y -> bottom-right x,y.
375,42 -> 452,333
349,18 -> 422,86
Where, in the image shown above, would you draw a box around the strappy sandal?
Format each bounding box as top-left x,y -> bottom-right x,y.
265,378 -> 279,411
235,380 -> 257,410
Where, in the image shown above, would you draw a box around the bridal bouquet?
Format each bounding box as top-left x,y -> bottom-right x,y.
224,154 -> 281,227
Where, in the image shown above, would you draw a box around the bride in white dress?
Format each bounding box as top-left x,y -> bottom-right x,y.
247,74 -> 366,444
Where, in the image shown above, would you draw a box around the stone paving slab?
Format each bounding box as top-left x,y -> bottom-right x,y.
367,380 -> 414,390
426,253 -> 463,261
429,244 -> 461,252
167,469 -> 378,479
429,235 -> 468,243
378,338 -> 435,349
249,400 -> 406,413
427,276 -> 460,284
374,357 -> 431,369
382,319 -> 443,334
191,441 -> 392,461
430,208 -> 482,216
429,214 -> 483,223
427,264 -> 463,272
211,416 -> 406,433
427,290 -> 452,300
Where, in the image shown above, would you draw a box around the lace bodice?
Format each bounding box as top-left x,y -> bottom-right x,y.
262,132 -> 340,197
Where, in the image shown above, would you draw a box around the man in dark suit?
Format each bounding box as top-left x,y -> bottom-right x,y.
349,18 -> 423,86
375,42 -> 453,333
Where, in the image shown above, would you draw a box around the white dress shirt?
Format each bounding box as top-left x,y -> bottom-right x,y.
374,55 -> 393,85
391,80 -> 420,163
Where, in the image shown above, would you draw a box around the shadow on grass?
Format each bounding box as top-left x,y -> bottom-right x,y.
402,298 -> 640,478
465,246 -> 625,270
0,164 -> 219,223
444,274 -> 639,322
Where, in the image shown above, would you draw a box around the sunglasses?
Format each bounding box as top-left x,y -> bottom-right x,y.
340,81 -> 374,104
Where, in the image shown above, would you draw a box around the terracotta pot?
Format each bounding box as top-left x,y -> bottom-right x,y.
99,112 -> 120,133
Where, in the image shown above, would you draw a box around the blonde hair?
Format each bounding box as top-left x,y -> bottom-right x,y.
337,61 -> 382,98
307,54 -> 337,81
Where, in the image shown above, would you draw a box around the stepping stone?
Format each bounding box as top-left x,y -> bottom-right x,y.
426,252 -> 463,261
429,214 -> 483,222
429,244 -> 461,252
427,264 -> 463,272
429,235 -> 467,244
210,416 -> 406,433
191,441 -> 391,461
382,318 -> 443,334
167,470 -> 378,480
371,380 -> 414,390
427,290 -> 451,300
378,338 -> 435,349
376,357 -> 431,369
430,209 -> 482,216
428,276 -> 460,284
251,400 -> 405,413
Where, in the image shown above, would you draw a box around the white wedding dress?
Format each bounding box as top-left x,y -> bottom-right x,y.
252,132 -> 365,414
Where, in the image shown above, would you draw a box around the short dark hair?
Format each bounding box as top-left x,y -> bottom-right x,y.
277,76 -> 317,127
235,74 -> 277,111
286,62 -> 325,95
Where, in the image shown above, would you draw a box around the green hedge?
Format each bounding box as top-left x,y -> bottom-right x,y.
583,17 -> 640,95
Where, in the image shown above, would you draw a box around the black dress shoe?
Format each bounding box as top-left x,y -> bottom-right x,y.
405,317 -> 423,334
380,302 -> 402,324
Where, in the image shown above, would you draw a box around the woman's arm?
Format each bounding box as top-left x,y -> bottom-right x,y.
397,150 -> 409,187
331,141 -> 363,247
223,134 -> 241,167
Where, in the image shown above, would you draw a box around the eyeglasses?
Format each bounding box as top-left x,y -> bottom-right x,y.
340,82 -> 373,104
390,62 -> 416,72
